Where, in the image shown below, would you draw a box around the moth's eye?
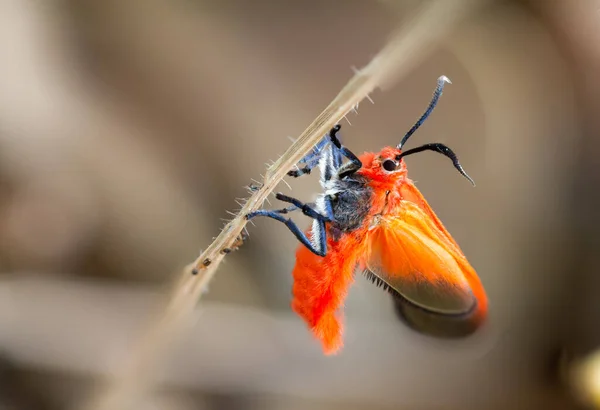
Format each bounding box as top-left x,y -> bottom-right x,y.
382,159 -> 397,172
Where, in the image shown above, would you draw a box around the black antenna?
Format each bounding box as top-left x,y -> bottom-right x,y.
398,76 -> 451,149
397,143 -> 475,186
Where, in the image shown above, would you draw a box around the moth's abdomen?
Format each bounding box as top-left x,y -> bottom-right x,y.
291,229 -> 361,354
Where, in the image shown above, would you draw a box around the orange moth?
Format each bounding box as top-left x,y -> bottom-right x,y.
247,76 -> 488,354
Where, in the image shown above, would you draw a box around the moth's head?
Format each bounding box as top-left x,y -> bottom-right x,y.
359,147 -> 408,182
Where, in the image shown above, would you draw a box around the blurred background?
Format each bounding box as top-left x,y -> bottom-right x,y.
0,0 -> 599,409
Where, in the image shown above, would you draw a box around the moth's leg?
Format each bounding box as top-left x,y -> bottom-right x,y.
287,136 -> 329,178
287,154 -> 321,178
307,193 -> 335,255
321,194 -> 335,221
275,192 -> 335,257
255,200 -> 317,215
329,131 -> 344,170
262,204 -> 300,214
319,142 -> 338,183
297,136 -> 329,164
288,126 -> 345,178
273,193 -> 331,222
327,125 -> 362,178
246,193 -> 331,257
246,210 -> 327,257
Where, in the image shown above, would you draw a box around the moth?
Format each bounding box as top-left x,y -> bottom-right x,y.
247,76 -> 487,354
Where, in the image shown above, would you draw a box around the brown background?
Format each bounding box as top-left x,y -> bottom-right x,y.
0,0 -> 598,409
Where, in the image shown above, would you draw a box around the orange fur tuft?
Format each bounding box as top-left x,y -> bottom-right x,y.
291,230 -> 365,354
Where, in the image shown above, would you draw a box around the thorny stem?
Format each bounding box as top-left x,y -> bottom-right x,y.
84,0 -> 488,409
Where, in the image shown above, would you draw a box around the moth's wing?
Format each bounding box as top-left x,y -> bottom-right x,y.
363,199 -> 487,338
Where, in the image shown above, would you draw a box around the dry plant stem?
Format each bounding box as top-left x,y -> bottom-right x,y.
84,0 -> 487,409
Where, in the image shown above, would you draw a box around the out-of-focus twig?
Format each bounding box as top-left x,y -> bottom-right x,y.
83,1 -> 488,409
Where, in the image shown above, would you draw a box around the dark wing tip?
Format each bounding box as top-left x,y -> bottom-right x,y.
391,293 -> 484,339
363,269 -> 485,339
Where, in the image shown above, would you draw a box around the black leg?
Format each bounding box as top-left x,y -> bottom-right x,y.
276,192 -> 334,256
304,125 -> 348,183
287,136 -> 329,178
298,135 -> 329,164
321,194 -> 334,221
331,146 -> 343,170
258,200 -> 318,215
327,125 -> 362,178
274,193 -> 331,222
288,152 -> 322,177
246,210 -> 327,257
328,131 -> 344,170
287,126 -> 345,179
266,204 -> 301,215
287,162 -> 318,178
246,193 -> 332,257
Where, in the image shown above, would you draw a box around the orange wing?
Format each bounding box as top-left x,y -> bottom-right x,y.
362,194 -> 488,338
